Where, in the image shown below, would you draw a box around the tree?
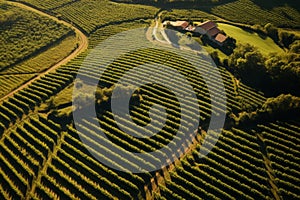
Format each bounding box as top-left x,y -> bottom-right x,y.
228,44 -> 267,88
289,40 -> 300,54
264,23 -> 278,43
278,31 -> 296,48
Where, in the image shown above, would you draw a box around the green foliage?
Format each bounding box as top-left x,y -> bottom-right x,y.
265,50 -> 300,95
278,30 -> 300,49
228,44 -> 267,87
233,94 -> 300,126
227,42 -> 300,95
264,23 -> 279,42
0,9 -> 19,24
258,94 -> 300,117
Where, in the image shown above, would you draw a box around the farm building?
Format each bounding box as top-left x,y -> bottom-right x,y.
214,33 -> 228,45
195,20 -> 217,34
196,20 -> 228,46
207,27 -> 221,39
163,19 -> 228,46
185,24 -> 196,32
164,20 -> 190,30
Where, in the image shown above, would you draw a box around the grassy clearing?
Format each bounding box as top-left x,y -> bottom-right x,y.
203,45 -> 228,60
218,23 -> 284,55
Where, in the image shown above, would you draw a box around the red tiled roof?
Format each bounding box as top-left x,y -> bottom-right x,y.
215,33 -> 227,43
207,27 -> 220,37
198,20 -> 217,31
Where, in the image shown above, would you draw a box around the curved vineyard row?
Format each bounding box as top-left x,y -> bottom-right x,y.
256,122 -> 300,199
0,112 -> 151,199
156,127 -> 271,200
0,74 -> 36,98
14,0 -> 78,11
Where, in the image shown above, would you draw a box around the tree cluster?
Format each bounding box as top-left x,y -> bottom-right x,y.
231,94 -> 300,126
226,44 -> 268,88
225,42 -> 300,96
252,23 -> 300,49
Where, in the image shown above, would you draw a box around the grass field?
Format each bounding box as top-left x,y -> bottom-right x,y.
217,23 -> 284,55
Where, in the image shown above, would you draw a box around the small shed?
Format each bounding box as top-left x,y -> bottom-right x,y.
214,33 -> 228,46
169,21 -> 189,30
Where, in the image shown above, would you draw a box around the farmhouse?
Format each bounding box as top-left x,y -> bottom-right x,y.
195,20 -> 217,34
185,24 -> 196,32
163,19 -> 228,46
196,20 -> 228,46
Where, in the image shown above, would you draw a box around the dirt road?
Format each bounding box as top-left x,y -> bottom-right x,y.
0,1 -> 88,102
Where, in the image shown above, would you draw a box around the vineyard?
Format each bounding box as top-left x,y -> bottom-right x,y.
14,0 -> 159,34
211,0 -> 300,28
0,2 -> 78,99
1,0 -> 300,199
155,122 -> 300,200
0,3 -> 73,71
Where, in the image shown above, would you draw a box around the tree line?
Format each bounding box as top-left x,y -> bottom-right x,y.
231,94 -> 300,126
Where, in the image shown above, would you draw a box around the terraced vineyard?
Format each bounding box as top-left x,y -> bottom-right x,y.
257,122 -> 300,199
13,0 -> 79,10
0,0 -> 299,199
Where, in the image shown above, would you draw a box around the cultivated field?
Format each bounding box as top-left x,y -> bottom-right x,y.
0,0 -> 299,199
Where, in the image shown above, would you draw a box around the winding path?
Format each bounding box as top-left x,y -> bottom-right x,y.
0,1 -> 88,102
